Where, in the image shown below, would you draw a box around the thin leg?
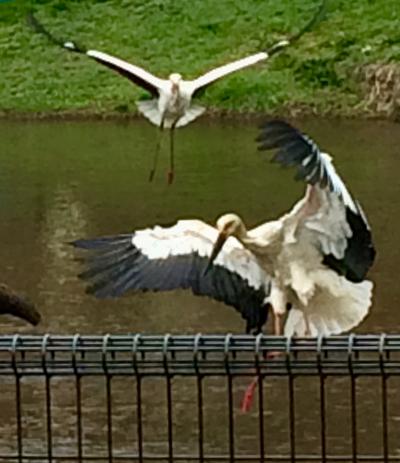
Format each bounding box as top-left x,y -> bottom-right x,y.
241,377 -> 258,413
149,123 -> 164,182
167,125 -> 176,185
241,305 -> 277,413
304,314 -> 312,336
264,312 -> 284,359
274,313 -> 283,336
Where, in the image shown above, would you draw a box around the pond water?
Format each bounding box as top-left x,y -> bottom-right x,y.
0,118 -> 399,460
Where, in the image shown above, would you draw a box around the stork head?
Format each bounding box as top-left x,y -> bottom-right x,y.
169,73 -> 182,90
205,214 -> 247,274
216,213 -> 247,239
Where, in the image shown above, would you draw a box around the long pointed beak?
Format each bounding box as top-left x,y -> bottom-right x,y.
204,232 -> 228,275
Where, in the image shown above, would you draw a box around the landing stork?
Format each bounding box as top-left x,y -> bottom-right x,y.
207,120 -> 375,338
204,120 -> 375,410
74,120 -> 375,336
28,2 -> 325,183
73,120 -> 375,340
72,120 -> 375,411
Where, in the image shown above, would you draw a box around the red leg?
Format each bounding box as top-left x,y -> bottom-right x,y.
241,313 -> 284,412
240,377 -> 259,413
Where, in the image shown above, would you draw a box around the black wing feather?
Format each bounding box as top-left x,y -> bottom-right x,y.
257,119 -> 376,282
27,13 -> 159,97
323,205 -> 376,282
72,235 -> 269,333
257,120 -> 325,187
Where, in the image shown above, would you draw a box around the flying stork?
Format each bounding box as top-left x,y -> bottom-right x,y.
0,284 -> 41,325
72,119 -> 375,338
28,2 -> 325,184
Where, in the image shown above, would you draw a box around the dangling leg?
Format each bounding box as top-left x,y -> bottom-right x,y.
274,312 -> 283,335
241,304 -> 272,413
167,123 -> 177,185
149,122 -> 164,182
304,313 -> 312,336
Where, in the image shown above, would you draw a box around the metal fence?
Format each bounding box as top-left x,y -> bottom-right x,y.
0,334 -> 399,462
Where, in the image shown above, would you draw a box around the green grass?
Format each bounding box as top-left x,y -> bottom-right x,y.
0,0 -> 399,117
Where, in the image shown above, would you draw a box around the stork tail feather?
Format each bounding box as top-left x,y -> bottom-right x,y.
136,100 -> 162,127
284,277 -> 373,337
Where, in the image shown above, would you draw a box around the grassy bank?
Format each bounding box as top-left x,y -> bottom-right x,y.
0,0 -> 399,119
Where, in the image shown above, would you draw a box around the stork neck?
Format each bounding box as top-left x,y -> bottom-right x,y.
171,82 -> 180,94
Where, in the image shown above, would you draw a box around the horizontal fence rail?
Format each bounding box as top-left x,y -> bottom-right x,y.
0,333 -> 399,376
0,334 -> 399,462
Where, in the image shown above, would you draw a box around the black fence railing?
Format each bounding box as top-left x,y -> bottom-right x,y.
0,334 -> 399,462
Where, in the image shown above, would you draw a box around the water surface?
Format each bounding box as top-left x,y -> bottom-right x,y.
0,118 -> 398,460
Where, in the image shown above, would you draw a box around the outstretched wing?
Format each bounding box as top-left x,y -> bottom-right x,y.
189,0 -> 326,96
257,120 -> 376,282
72,220 -> 271,333
27,13 -> 164,97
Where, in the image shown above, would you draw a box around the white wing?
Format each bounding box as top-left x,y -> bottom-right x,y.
187,51 -> 269,95
73,219 -> 272,333
186,0 -> 327,96
258,120 -> 375,282
84,50 -> 166,95
27,14 -> 165,96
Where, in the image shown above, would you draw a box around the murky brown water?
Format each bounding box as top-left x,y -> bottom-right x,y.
0,118 -> 399,461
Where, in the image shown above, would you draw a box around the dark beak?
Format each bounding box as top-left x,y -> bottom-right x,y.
204,232 -> 228,275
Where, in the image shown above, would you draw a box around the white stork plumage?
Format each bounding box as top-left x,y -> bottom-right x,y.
207,120 -> 376,337
28,2 -> 325,183
72,120 -> 375,341
73,220 -> 272,335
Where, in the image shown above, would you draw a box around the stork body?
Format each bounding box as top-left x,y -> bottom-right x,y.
209,121 -> 375,336
206,120 -> 375,412
28,2 -> 325,183
212,189 -> 373,337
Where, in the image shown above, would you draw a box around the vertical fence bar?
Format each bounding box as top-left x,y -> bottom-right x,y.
163,335 -> 174,463
379,335 -> 389,463
15,373 -> 23,463
133,335 -> 143,463
11,336 -> 23,463
255,334 -> 265,463
72,335 -> 83,463
41,335 -> 53,463
286,337 -> 296,463
224,335 -> 235,463
102,335 -> 113,463
317,337 -> 326,463
194,335 -> 204,463
348,335 -> 357,463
